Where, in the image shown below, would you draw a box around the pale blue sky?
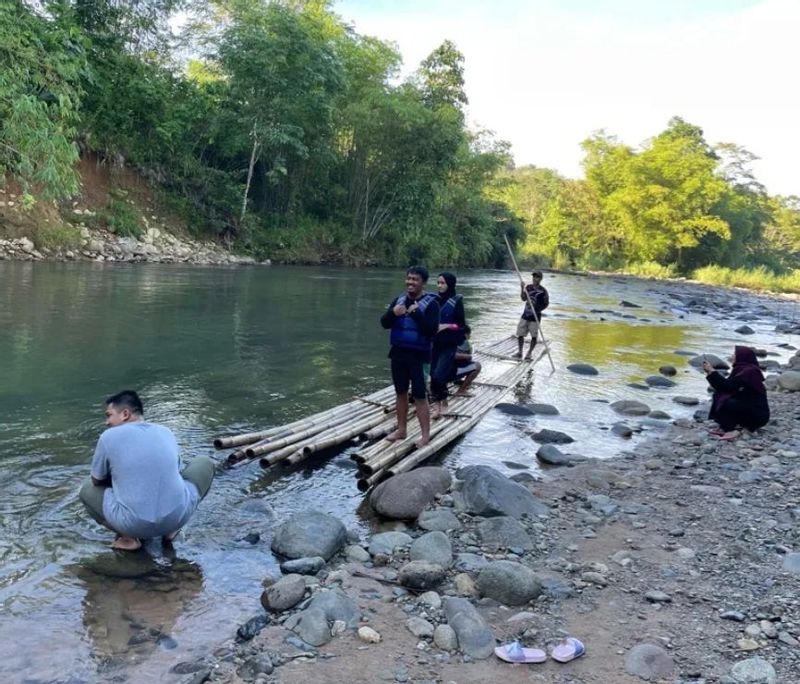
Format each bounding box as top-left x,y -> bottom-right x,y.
335,0 -> 798,195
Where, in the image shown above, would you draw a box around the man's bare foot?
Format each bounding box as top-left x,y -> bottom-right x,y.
524,354 -> 532,361
512,352 -> 522,359
111,535 -> 142,551
415,437 -> 431,448
431,404 -> 441,420
386,430 -> 407,442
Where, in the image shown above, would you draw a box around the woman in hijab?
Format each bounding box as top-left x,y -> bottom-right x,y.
702,345 -> 770,441
429,272 -> 466,419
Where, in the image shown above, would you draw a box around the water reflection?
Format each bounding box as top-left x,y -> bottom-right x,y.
75,552 -> 203,665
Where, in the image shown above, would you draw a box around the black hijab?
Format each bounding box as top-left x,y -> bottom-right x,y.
732,345 -> 766,394
437,272 -> 457,302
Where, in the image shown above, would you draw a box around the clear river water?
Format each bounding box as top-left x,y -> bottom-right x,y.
0,261 -> 796,682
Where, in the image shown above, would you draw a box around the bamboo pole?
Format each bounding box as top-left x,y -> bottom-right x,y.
245,403 -> 381,458
214,385 -> 396,449
357,468 -> 388,492
503,233 -> 555,372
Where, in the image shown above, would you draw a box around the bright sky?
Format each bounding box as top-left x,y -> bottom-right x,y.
335,0 -> 799,196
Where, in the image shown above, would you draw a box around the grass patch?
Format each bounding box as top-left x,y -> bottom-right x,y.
692,265 -> 800,294
623,261 -> 678,279
30,223 -> 84,251
104,190 -> 143,238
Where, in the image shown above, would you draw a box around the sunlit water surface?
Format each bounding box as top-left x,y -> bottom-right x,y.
0,261 -> 796,681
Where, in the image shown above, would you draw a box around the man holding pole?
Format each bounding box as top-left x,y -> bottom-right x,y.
380,266 -> 440,447
514,270 -> 549,360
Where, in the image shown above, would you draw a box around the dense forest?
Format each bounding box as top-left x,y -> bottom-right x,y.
2,0 -> 799,287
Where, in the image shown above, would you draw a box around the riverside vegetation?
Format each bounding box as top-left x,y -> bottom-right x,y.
1,1 -> 799,290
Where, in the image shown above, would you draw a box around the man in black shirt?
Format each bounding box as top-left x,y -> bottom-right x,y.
514,269 -> 549,360
380,266 -> 440,446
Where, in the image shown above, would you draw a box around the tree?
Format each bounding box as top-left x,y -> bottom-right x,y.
0,2 -> 85,200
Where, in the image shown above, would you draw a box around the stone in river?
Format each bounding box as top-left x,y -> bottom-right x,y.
658,365 -> 677,376
531,428 -> 574,444
370,467 -> 452,520
537,444 -> 572,464
494,402 -> 535,416
645,375 -> 676,388
525,402 -> 560,415
610,400 -> 650,416
271,511 -> 346,560
567,363 -> 599,375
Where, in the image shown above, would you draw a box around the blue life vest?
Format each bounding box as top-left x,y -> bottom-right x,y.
439,294 -> 462,325
389,293 -> 437,352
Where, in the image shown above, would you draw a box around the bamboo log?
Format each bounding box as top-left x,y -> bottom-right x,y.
214,385 -> 396,449
357,468 -> 387,492
293,412 -> 392,461
245,402 -> 381,458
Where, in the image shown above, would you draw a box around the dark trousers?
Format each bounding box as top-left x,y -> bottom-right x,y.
714,398 -> 769,432
430,345 -> 457,403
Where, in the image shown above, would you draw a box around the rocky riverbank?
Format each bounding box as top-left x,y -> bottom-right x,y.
162,350 -> 800,684
0,227 -> 262,266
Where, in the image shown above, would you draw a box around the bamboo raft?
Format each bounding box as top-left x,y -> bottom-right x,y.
213,336 -> 541,490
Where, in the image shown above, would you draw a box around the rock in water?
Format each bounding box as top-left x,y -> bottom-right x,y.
610,400 -> 650,416
271,511 -> 346,560
531,429 -> 574,444
567,363 -> 599,375
370,467 -> 451,519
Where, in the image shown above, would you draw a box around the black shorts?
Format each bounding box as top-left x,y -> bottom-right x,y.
391,357 -> 427,399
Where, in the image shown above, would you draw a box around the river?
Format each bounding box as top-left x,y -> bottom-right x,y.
0,261 -> 795,682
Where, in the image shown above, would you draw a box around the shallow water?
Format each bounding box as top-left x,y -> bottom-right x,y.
0,261 -> 796,681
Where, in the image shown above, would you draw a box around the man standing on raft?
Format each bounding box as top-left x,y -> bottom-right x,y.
380,266 -> 440,447
514,269 -> 549,360
79,390 -> 215,551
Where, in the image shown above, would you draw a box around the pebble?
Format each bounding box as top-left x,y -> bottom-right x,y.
358,626 -> 382,643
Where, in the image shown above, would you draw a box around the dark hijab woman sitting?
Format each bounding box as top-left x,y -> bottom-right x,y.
429,272 -> 466,419
702,345 -> 769,441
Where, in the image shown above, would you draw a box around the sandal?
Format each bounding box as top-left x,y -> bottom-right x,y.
494,640 -> 547,663
550,637 -> 586,663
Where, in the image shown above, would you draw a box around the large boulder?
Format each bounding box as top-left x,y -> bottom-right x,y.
454,465 -> 549,519
536,444 -> 571,465
442,598 -> 494,659
369,467 -> 451,520
271,511 -> 346,560
476,560 -> 542,605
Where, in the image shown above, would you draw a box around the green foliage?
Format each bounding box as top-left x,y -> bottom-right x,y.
623,261 -> 678,279
0,3 -> 84,199
6,2 -> 796,283
104,193 -> 142,237
692,265 -> 800,294
30,223 -> 84,251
